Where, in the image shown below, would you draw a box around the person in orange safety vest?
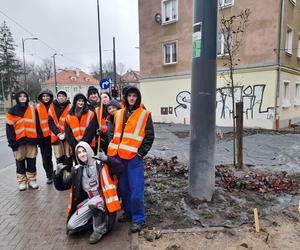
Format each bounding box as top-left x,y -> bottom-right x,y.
53,141 -> 124,244
6,90 -> 42,191
107,86 -> 154,233
65,93 -> 97,164
48,90 -> 73,174
36,89 -> 54,184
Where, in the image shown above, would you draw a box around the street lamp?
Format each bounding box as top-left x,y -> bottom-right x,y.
22,37 -> 38,92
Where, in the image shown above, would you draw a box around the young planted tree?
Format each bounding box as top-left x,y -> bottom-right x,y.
0,21 -> 22,104
219,8 -> 250,166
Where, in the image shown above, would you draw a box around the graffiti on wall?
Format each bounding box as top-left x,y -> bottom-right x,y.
174,84 -> 275,120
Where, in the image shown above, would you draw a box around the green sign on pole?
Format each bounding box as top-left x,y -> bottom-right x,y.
192,22 -> 202,59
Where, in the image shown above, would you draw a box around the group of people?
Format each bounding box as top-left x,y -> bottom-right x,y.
5,85 -> 155,244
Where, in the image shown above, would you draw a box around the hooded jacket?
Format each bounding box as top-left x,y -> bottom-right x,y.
48,98 -> 71,142
65,93 -> 97,148
37,89 -> 54,138
53,141 -> 124,221
6,90 -> 42,151
121,86 -> 155,157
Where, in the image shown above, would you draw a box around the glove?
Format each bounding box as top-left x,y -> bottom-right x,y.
55,163 -> 68,175
93,150 -> 108,162
96,129 -> 106,137
58,133 -> 65,140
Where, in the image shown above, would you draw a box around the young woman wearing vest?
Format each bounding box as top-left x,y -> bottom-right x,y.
36,89 -> 54,184
48,90 -> 72,176
87,86 -> 100,111
53,141 -> 123,244
94,92 -> 112,154
6,90 -> 42,191
107,86 -> 155,233
65,93 -> 97,164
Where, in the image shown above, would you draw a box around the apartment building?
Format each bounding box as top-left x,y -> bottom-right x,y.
138,0 -> 300,128
41,69 -> 99,101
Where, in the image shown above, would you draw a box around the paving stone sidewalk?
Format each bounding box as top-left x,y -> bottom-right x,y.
0,165 -> 132,250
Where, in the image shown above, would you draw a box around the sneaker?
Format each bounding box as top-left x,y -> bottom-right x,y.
28,181 -> 39,189
46,177 -> 53,184
18,183 -> 26,191
89,231 -> 103,244
118,212 -> 131,223
130,222 -> 145,233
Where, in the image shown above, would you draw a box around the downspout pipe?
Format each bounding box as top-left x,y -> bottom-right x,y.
275,0 -> 284,129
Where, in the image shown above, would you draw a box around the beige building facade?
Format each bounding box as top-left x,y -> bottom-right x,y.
139,0 -> 300,129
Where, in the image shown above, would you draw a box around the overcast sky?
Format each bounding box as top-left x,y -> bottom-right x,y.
0,0 -> 139,74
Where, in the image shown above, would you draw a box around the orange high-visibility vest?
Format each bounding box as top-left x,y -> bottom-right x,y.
48,103 -> 71,144
6,104 -> 37,140
100,163 -> 121,213
66,164 -> 120,217
107,106 -> 150,160
36,103 -> 50,137
95,106 -> 108,133
65,110 -> 95,145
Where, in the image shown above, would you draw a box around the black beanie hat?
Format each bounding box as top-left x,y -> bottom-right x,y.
87,86 -> 99,98
57,90 -> 67,98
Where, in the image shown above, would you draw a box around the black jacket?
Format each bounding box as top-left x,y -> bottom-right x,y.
53,156 -> 123,221
120,86 -> 155,157
6,91 -> 42,151
48,99 -> 71,138
65,94 -> 97,148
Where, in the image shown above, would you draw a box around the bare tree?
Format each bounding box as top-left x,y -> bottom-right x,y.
37,58 -> 53,82
219,8 -> 250,166
90,60 -> 127,82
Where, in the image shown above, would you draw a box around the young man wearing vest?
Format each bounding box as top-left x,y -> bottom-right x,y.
107,86 -> 155,233
65,93 -> 97,163
87,86 -> 100,111
48,90 -> 72,174
37,89 -> 54,184
6,90 -> 42,191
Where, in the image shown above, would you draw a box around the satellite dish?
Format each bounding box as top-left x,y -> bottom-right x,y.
154,13 -> 162,25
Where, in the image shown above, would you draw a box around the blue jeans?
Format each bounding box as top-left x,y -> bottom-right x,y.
118,155 -> 145,224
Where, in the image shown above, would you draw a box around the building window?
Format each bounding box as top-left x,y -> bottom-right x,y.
73,86 -> 78,93
217,32 -> 229,56
282,81 -> 291,108
64,86 -> 70,93
295,83 -> 300,106
162,0 -> 178,24
163,42 -> 177,65
285,27 -> 293,55
70,76 -> 76,81
219,0 -> 234,8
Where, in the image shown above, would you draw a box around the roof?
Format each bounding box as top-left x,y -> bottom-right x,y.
41,69 -> 99,85
121,70 -> 140,83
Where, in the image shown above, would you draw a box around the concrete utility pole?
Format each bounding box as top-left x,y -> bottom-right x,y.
189,0 -> 218,201
52,53 -> 58,94
113,37 -> 117,91
97,0 -> 103,80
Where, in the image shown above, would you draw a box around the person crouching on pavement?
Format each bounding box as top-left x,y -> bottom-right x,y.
65,93 -> 97,164
48,90 -> 72,177
53,141 -> 123,244
36,89 -> 54,184
107,86 -> 155,233
6,90 -> 42,191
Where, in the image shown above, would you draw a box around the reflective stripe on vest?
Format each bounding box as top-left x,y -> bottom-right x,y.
49,103 -> 70,144
107,107 -> 150,159
6,104 -> 37,140
37,103 -> 50,137
65,110 -> 94,142
66,187 -> 73,217
100,164 -> 121,213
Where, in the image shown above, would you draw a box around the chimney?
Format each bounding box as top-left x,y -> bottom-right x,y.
75,68 -> 80,77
